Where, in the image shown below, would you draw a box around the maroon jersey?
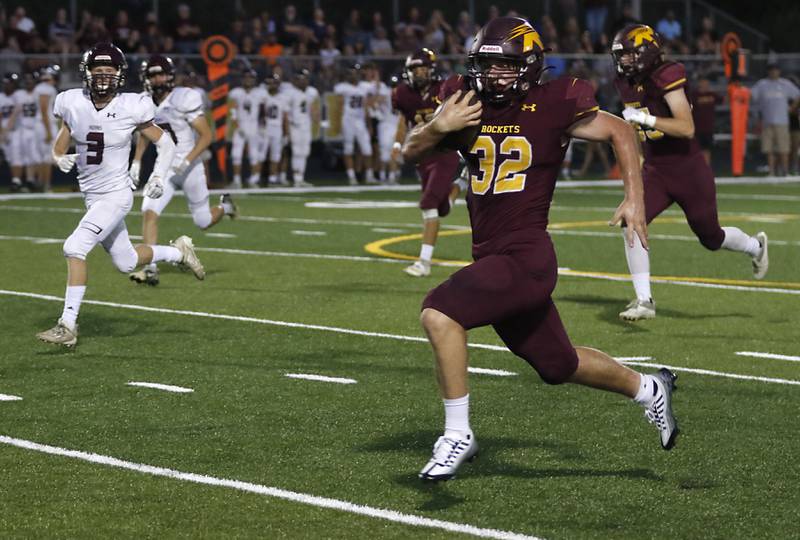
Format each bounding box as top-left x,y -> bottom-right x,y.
691,89 -> 722,136
392,80 -> 444,128
614,61 -> 701,160
438,75 -> 598,258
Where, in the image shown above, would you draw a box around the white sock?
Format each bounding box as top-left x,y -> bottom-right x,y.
389,170 -> 398,182
419,243 -> 434,263
151,245 -> 182,264
280,172 -> 287,183
624,228 -> 652,301
233,173 -> 241,185
346,169 -> 356,181
248,173 -> 259,186
60,285 -> 86,330
721,226 -> 761,257
11,176 -> 21,185
444,394 -> 470,434
145,262 -> 157,272
633,374 -> 658,406
365,168 -> 374,181
379,169 -> 387,182
268,174 -> 277,184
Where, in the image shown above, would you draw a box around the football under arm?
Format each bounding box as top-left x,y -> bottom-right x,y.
655,89 -> 695,139
185,115 -> 212,163
140,122 -> 176,180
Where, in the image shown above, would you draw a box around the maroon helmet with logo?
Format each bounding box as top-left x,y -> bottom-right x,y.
611,24 -> 664,79
80,42 -> 128,98
404,48 -> 437,89
140,54 -> 175,99
467,16 -> 546,103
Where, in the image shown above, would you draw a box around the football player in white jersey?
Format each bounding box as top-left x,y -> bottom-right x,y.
229,69 -> 266,188
262,73 -> 289,186
36,43 -> 204,348
0,73 -> 21,190
34,65 -> 60,192
334,65 -> 376,185
12,73 -> 41,188
365,65 -> 400,184
128,55 -> 237,286
285,69 -> 319,187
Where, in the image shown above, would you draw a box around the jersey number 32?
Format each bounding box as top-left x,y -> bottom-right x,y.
469,135 -> 532,195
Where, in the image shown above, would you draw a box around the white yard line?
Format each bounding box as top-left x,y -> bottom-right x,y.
291,230 -> 328,236
735,351 -> 800,363
621,361 -> 800,386
126,382 -> 194,393
0,393 -> 22,401
468,367 -> 517,377
204,233 -> 237,238
2,289 -> 794,387
548,229 -> 800,246
0,435 -> 541,540
372,228 -> 407,233
285,373 -> 357,384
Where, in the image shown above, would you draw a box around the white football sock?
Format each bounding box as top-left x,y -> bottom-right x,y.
346,169 -> 356,181
444,394 -> 470,435
248,173 -> 260,186
145,262 -> 157,272
633,374 -> 658,407
291,156 -> 306,181
151,245 -> 182,264
11,176 -> 22,186
624,228 -> 652,301
721,226 -> 761,257
419,243 -> 434,263
60,285 -> 86,330
268,174 -> 277,184
365,168 -> 375,181
233,173 -> 241,185
279,172 -> 287,183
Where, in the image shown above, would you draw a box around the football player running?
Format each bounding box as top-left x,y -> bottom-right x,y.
403,17 -> 679,481
37,43 -> 204,348
392,48 -> 466,277
612,24 -> 768,321
129,54 -> 237,286
229,69 -> 267,189
284,69 -> 319,187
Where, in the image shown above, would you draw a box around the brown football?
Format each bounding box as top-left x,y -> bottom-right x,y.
438,91 -> 481,151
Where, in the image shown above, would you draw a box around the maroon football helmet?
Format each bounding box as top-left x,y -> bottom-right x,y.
405,48 -> 436,90
611,24 -> 664,79
140,54 -> 175,99
80,42 -> 127,98
467,16 -> 546,103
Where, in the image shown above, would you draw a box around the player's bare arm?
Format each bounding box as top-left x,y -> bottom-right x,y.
138,122 -> 176,197
626,88 -> 695,139
39,94 -> 53,142
391,115 -> 407,162
402,89 -> 481,164
568,110 -> 648,248
184,115 -> 212,163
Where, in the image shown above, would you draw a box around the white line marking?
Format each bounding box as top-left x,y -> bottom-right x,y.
372,228 -> 408,233
204,232 -> 237,238
4,288 -> 791,388
285,373 -> 357,384
306,201 -> 419,209
0,393 -> 22,401
468,367 -> 517,377
735,351 -> 800,363
291,230 -> 328,236
126,381 -> 194,393
548,229 -> 800,246
0,435 -> 541,540
621,361 -> 800,386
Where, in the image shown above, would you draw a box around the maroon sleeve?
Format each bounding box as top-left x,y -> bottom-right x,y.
390,86 -> 400,112
652,62 -> 687,96
566,77 -> 600,123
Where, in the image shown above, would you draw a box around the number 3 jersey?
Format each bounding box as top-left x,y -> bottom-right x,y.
54,88 -> 155,194
439,75 -> 598,258
614,61 -> 700,161
148,86 -> 205,163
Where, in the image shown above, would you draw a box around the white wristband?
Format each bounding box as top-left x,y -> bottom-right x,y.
643,113 -> 657,129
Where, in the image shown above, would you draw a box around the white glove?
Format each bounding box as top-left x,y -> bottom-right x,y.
622,107 -> 657,128
172,158 -> 191,176
55,153 -> 78,173
319,120 -> 330,129
128,160 -> 142,187
144,176 -> 164,199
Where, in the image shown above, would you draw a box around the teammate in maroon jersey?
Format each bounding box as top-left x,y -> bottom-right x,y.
391,48 -> 466,277
612,24 -> 768,321
403,17 -> 679,481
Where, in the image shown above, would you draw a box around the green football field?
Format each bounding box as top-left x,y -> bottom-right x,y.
1,180 -> 798,539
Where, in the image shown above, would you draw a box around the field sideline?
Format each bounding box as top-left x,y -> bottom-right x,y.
1,179 -> 798,539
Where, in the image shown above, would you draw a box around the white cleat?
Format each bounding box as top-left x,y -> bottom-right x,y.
419,430 -> 478,481
404,260 -> 431,277
129,267 -> 160,286
619,298 -> 656,321
643,368 -> 679,450
172,235 -> 205,280
36,319 -> 78,348
220,193 -> 238,219
348,177 -> 358,186
752,231 -> 769,280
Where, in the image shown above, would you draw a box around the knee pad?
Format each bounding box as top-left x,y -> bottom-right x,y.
141,196 -> 163,215
191,203 -> 213,229
421,208 -> 440,221
110,243 -> 139,273
63,231 -> 90,260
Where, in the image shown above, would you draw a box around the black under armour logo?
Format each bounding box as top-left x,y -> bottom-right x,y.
107,112 -> 116,118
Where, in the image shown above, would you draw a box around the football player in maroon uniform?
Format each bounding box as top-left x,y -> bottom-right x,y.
403,17 -> 679,481
391,48 -> 466,277
612,24 -> 768,321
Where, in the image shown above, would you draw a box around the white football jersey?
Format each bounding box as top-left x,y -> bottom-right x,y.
286,85 -> 319,128
263,91 -> 288,136
34,82 -> 58,125
13,89 -> 39,129
334,81 -> 369,122
0,92 -> 16,131
54,88 -> 155,194
229,86 -> 267,135
366,81 -> 395,122
150,86 -> 205,161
